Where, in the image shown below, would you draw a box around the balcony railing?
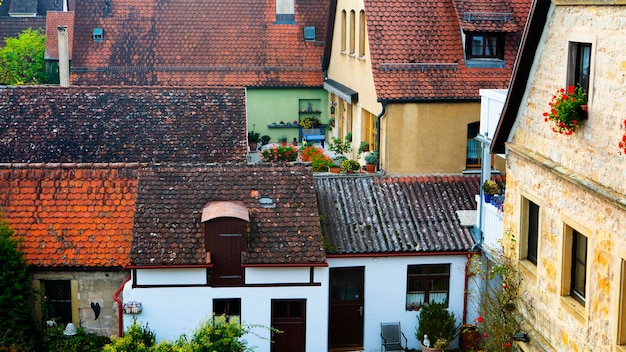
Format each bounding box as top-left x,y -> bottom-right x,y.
481,201 -> 504,253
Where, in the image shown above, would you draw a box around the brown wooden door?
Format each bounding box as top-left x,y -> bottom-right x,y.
205,218 -> 247,286
328,267 -> 364,348
271,299 -> 306,352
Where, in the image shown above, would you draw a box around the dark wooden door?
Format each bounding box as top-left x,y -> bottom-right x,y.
205,218 -> 247,286
328,267 -> 364,348
271,299 -> 306,352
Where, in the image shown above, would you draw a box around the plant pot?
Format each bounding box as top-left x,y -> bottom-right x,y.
579,104 -> 588,119
329,166 -> 340,174
420,343 -> 442,352
365,163 -> 376,173
459,328 -> 480,351
484,193 -> 492,203
249,142 -> 258,151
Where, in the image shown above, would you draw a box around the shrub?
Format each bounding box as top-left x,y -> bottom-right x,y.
179,315 -> 250,352
340,159 -> 360,172
41,324 -> 111,352
103,318 -> 156,352
260,145 -> 298,162
300,145 -> 324,162
328,136 -> 351,155
364,151 -> 378,164
310,153 -> 332,172
415,302 -> 460,349
0,216 -> 36,351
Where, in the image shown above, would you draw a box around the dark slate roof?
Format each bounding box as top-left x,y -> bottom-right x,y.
131,164 -> 326,266
361,0 -> 531,101
70,0 -> 329,87
0,163 -> 138,268
0,86 -> 247,164
0,16 -> 45,41
314,174 -> 480,255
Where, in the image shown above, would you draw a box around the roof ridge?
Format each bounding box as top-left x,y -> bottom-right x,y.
0,162 -> 143,169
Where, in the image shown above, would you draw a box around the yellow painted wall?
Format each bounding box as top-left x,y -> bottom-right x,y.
381,102 -> 480,174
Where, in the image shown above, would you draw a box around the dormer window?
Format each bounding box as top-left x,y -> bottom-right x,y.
466,32 -> 504,59
202,201 -> 250,287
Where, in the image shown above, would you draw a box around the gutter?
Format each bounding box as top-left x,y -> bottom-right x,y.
375,101 -> 387,172
113,273 -> 131,337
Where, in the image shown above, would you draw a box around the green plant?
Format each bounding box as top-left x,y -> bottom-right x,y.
358,141 -> 370,153
103,318 -> 156,352
261,145 -> 298,162
179,315 -> 251,352
278,135 -> 288,143
247,131 -> 261,143
332,155 -> 348,166
328,137 -> 351,155
543,85 -> 587,135
311,153 -> 332,172
41,324 -> 111,352
345,132 -> 352,142
299,116 -> 321,129
300,145 -> 324,162
415,302 -> 460,349
340,159 -> 360,172
0,28 -> 47,85
0,215 -> 36,351
364,151 -> 378,164
260,135 -> 271,145
482,180 -> 500,195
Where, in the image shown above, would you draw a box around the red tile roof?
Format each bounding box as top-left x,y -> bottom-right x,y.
70,0 -> 329,87
315,174 -> 480,254
132,164 -> 326,266
452,0 -> 519,32
363,0 -> 532,101
0,163 -> 138,268
44,11 -> 74,60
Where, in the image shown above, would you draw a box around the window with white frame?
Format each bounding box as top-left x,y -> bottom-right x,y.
406,264 -> 450,310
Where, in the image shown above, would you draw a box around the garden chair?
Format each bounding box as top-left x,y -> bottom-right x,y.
381,322 -> 407,352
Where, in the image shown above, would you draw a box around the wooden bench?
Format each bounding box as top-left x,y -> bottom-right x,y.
301,127 -> 326,147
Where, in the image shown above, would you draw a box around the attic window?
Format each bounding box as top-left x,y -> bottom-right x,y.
92,28 -> 103,42
304,26 -> 316,41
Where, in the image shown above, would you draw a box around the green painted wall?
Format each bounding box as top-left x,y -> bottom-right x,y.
247,88 -> 329,144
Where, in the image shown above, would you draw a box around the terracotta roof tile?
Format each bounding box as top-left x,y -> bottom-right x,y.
131,163 -> 326,266
0,163 -> 138,268
0,86 -> 247,164
70,0 -> 329,87
363,0 -> 532,101
314,174 -> 480,254
44,11 -> 74,60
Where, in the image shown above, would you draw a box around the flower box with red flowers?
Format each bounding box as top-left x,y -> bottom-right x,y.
543,85 -> 587,135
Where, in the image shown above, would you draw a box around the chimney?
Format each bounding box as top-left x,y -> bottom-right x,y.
57,26 -> 70,87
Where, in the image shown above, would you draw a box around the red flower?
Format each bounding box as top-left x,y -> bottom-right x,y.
505,342 -> 512,348
476,316 -> 483,323
502,283 -> 508,289
483,332 -> 488,339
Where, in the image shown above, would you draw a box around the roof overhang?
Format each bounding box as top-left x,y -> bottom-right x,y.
201,201 -> 249,222
324,78 -> 358,103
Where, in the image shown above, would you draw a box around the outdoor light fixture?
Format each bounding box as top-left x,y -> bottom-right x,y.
513,332 -> 529,342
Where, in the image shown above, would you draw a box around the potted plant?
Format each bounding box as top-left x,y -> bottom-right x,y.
340,159 -> 360,173
330,155 -> 347,174
299,116 -> 321,129
329,136 -> 351,155
482,180 -> 500,203
278,135 -> 288,146
248,131 -> 261,151
364,151 -> 378,173
358,141 -> 370,153
260,135 -> 271,146
416,302 -> 460,352
543,85 -> 587,135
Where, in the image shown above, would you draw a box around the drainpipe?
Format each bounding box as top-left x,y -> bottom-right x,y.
113,273 -> 131,337
375,101 -> 387,172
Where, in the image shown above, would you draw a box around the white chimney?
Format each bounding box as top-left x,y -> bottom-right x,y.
57,26 -> 70,87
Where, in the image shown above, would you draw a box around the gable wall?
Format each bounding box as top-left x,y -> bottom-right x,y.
503,3 -> 626,350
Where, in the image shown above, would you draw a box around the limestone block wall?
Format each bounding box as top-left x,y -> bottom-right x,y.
500,2 -> 626,351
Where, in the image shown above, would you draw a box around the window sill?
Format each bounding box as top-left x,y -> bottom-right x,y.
358,55 -> 366,61
519,260 -> 537,282
465,59 -> 505,68
616,345 -> 626,352
340,50 -> 347,55
559,296 -> 587,323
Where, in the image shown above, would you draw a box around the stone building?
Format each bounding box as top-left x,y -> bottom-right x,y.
492,1 -> 626,351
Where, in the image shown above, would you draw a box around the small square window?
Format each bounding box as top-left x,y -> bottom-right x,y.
406,264 -> 450,309
92,28 -> 103,42
213,298 -> 241,318
465,33 -> 504,60
304,26 -> 316,41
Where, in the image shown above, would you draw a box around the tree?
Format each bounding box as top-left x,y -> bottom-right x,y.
0,216 -> 35,351
0,28 -> 47,85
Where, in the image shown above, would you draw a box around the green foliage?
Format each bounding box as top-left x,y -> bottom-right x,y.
364,151 -> 378,164
40,324 -> 111,352
0,28 -> 47,85
358,141 -> 370,153
340,159 -> 360,172
415,302 -> 460,348
247,131 -> 261,143
260,135 -> 271,145
482,180 -> 500,195
103,318 -> 156,352
299,116 -> 321,129
179,315 -> 251,352
331,155 -> 347,168
328,136 -> 351,155
0,216 -> 36,351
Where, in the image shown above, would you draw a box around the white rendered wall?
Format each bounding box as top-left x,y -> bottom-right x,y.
328,255 -> 469,352
122,267 -> 329,352
135,268 -> 207,286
